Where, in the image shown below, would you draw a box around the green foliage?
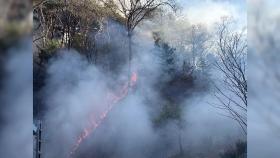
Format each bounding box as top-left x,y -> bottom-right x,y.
44,39 -> 61,53
72,34 -> 85,50
44,0 -> 64,10
36,39 -> 61,64
0,23 -> 20,48
4,22 -> 21,37
0,20 -> 31,48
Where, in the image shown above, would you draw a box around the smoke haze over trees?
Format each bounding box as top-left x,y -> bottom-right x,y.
3,1 -> 280,158
0,1 -> 32,158
32,0 -> 247,158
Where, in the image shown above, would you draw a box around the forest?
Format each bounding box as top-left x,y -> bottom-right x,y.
2,1 -> 280,158
32,0 -> 247,158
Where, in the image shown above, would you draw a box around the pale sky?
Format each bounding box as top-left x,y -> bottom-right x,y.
178,0 -> 247,30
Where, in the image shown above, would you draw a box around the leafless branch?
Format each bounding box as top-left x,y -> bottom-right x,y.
214,19 -> 247,133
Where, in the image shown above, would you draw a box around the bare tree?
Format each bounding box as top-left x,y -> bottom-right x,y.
188,25 -> 209,67
102,0 -> 176,77
214,19 -> 247,134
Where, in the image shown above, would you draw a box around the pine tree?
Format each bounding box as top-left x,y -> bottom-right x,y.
160,43 -> 176,75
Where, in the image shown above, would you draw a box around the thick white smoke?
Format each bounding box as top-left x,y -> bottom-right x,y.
0,38 -> 32,158
40,15 -> 245,158
248,0 -> 280,157
41,21 -> 163,158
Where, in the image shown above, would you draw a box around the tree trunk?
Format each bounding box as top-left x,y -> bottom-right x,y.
128,33 -> 132,80
178,130 -> 183,155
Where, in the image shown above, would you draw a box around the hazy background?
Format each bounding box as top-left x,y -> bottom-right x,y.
35,1 -> 247,157
0,0 -> 279,158
248,0 -> 280,157
0,1 -> 32,157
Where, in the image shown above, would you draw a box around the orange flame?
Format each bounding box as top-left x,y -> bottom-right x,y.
69,72 -> 137,157
130,72 -> 137,87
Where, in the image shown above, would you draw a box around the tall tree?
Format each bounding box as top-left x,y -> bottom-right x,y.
188,25 -> 209,68
102,0 -> 176,78
214,19 -> 247,133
